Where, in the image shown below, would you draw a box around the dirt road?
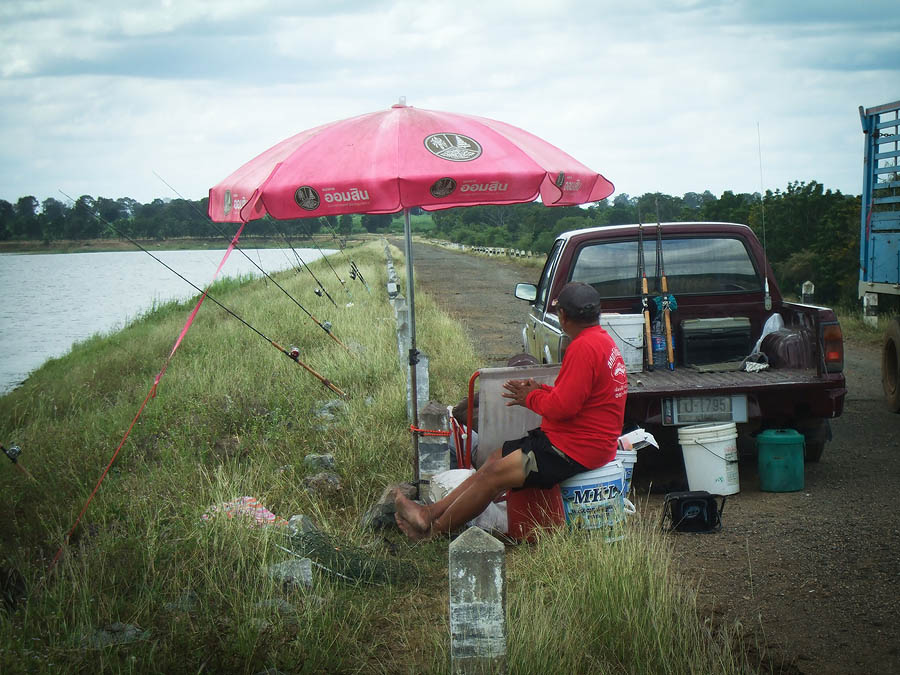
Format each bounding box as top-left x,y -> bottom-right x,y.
405,240 -> 900,675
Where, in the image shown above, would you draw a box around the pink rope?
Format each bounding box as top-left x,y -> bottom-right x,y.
51,224 -> 247,569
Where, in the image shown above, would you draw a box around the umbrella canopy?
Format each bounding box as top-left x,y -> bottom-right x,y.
208,102 -> 613,222
207,102 -> 614,488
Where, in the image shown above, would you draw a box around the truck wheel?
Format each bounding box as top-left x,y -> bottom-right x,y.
883,318 -> 900,413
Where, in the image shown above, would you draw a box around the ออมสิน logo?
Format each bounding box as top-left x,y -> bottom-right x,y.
294,186 -> 320,211
424,133 -> 483,162
296,186 -> 372,210
430,178 -> 457,198
459,181 -> 508,193
323,188 -> 370,204
223,190 -> 247,215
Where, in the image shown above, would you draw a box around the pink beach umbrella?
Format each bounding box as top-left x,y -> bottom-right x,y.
208,100 -> 614,475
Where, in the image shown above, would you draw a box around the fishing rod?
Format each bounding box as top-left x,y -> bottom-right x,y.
151,172 -> 348,340
302,220 -> 353,301
638,219 -> 654,371
655,198 -> 675,370
58,191 -> 349,398
2,444 -> 37,482
348,260 -> 370,293
265,222 -> 338,308
314,218 -> 371,294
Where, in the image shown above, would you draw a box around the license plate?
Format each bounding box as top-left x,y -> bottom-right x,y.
663,395 -> 748,425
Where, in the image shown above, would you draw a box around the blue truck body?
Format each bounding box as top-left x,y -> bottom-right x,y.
859,100 -> 900,296
859,99 -> 900,411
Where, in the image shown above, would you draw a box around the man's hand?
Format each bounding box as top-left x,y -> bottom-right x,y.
502,378 -> 541,407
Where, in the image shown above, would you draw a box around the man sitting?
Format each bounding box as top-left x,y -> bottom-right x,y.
395,282 -> 628,540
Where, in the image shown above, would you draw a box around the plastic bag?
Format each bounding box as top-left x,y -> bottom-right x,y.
428,469 -> 508,533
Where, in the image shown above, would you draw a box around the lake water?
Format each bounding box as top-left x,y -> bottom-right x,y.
0,247 -> 333,395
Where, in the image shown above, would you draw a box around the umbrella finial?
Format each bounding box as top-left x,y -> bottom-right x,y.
394,96 -> 407,108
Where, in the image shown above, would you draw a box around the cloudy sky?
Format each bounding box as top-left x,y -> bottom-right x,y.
1,0 -> 898,207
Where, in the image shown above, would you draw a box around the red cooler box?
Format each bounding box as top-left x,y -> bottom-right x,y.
506,485 -> 565,541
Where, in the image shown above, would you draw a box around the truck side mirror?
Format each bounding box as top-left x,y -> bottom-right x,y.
515,283 -> 537,302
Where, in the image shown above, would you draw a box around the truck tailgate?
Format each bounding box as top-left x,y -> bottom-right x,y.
626,368 -> 825,397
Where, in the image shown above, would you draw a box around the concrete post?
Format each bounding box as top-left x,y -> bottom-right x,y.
863,291 -> 879,329
418,401 -> 451,481
801,280 -> 815,304
406,353 -> 429,422
394,296 -> 410,360
449,527 -> 507,674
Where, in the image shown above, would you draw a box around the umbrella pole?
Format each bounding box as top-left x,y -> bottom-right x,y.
403,209 -> 421,495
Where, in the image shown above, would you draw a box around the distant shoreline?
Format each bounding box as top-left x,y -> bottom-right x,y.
0,235 -> 363,255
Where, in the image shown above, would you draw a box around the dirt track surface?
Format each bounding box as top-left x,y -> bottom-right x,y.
405,239 -> 900,675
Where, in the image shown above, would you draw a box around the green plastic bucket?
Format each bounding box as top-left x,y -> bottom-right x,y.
756,429 -> 805,492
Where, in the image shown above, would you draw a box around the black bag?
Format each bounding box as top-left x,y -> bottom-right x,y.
659,491 -> 726,533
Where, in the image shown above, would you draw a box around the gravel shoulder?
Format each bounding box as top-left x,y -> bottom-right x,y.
405,239 -> 900,675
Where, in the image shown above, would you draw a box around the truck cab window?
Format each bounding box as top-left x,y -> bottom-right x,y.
535,239 -> 565,313
570,236 -> 762,297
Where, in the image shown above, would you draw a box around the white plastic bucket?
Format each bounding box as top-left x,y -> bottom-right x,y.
559,460 -> 628,541
616,448 -> 638,495
677,422 -> 740,495
600,314 -> 644,373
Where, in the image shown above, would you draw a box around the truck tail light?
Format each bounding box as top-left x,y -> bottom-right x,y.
821,322 -> 843,373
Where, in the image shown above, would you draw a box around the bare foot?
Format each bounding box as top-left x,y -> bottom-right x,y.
393,490 -> 432,541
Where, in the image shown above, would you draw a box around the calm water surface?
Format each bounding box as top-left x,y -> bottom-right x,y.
0,248 -> 332,395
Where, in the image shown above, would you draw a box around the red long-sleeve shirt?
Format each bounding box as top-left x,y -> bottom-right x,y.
525,324 -> 628,469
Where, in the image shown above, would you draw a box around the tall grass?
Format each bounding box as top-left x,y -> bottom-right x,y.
507,515 -> 754,673
1,241 -> 751,673
834,306 -> 890,348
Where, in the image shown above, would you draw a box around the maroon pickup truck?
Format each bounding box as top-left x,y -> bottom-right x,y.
514,222 -> 846,461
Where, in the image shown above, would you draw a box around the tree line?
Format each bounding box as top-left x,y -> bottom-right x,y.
0,195 -> 391,244
0,180 -> 861,305
428,182 -> 861,306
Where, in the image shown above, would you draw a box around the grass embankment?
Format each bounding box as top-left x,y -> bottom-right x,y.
1,241 -> 753,673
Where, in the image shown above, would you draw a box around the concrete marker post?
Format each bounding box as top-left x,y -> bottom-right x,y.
449,526 -> 507,674
418,401 -> 450,482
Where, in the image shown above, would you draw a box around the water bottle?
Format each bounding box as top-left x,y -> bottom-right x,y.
652,318 -> 666,367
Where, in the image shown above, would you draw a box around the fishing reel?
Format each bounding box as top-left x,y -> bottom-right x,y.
1,443 -> 34,481
289,346 -> 301,360
349,268 -> 357,280
2,444 -> 21,463
322,321 -> 332,332
314,288 -> 323,297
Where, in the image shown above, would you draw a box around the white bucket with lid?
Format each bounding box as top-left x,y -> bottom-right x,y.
677,422 -> 740,495
559,460 -> 629,542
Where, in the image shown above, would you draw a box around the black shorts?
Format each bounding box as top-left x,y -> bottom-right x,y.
501,428 -> 587,489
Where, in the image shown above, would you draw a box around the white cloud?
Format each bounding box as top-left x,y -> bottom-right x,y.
0,0 -> 898,204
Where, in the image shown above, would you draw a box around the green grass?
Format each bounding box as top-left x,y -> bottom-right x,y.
0,241 -> 754,673
835,306 -> 890,348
